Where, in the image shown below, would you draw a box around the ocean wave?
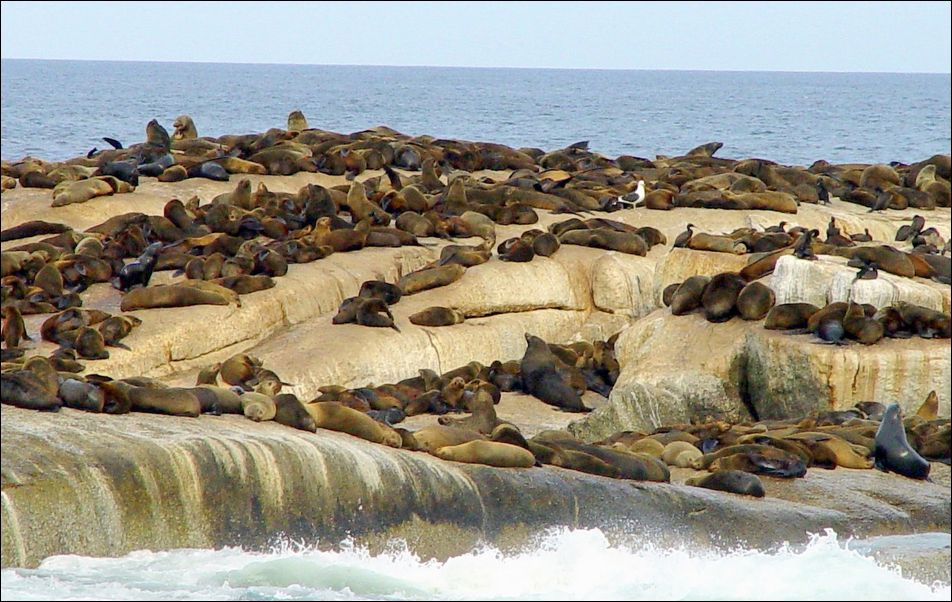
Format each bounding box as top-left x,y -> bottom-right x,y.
2,529 -> 948,601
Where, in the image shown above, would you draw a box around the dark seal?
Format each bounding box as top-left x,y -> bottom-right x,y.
874,403 -> 930,480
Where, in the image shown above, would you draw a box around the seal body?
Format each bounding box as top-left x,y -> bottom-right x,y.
874,403 -> 930,480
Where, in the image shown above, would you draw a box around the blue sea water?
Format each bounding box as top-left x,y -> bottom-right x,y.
2,59 -> 949,165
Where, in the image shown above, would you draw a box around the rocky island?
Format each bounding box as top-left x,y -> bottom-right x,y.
2,115 -> 949,582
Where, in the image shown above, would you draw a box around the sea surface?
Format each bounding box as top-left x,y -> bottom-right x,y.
2,529 -> 949,601
1,60 -> 950,165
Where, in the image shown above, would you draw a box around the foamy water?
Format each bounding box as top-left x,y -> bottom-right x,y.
2,529 -> 948,601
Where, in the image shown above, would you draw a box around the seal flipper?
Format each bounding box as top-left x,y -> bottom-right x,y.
103,137 -> 123,150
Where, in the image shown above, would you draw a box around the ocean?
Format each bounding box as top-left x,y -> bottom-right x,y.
2,529 -> 949,601
1,60 -> 949,165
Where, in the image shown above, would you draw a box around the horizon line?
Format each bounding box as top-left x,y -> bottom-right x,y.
1,56 -> 949,76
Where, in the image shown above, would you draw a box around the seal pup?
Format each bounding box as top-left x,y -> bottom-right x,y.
116,242 -> 162,292
874,403 -> 930,480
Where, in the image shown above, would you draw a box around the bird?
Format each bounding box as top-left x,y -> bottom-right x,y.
855,261 -> 879,281
616,179 -> 646,208
673,223 -> 695,248
816,178 -> 831,204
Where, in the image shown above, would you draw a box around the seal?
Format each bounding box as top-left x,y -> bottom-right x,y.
273,393 -> 317,432
119,382 -> 201,417
1,370 -> 62,411
411,425 -> 487,453
287,110 -> 309,132
116,242 -> 163,292
661,282 -> 681,307
434,440 -> 536,468
736,281 -> 775,321
58,378 -> 105,412
398,264 -> 467,295
874,403 -> 930,480
688,233 -> 747,254
305,401 -> 402,447
119,284 -> 232,311
521,333 -> 589,412
786,433 -> 874,469
358,280 -> 403,305
59,326 -> 110,360
188,385 -> 243,414
843,301 -> 884,345
764,303 -> 820,330
917,390 -> 939,421
686,470 -> 765,497
355,298 -> 400,331
409,306 -> 466,327
497,237 -> 535,262
98,315 -> 142,349
701,272 -> 747,322
2,306 -> 31,349
241,391 -> 277,421
897,302 -> 951,339
171,115 -> 198,140
661,441 -> 702,467
670,275 -> 710,316
709,452 -> 808,478
1,220 -> 72,242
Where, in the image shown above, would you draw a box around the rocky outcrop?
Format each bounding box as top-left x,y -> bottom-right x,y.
3,406 -> 948,569
771,255 -> 949,312
570,311 -> 950,440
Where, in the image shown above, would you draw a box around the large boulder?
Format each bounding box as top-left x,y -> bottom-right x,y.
570,311 -> 950,441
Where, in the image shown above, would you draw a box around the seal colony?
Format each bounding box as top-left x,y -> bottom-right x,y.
2,114 -> 950,506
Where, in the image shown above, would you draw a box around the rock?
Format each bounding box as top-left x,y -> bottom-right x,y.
3,405 -> 948,569
772,254 -> 948,312
570,311 -> 950,439
591,252 -> 658,318
569,311 -> 753,441
653,248 -> 748,304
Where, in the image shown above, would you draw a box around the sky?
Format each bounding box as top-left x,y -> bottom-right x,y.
1,1 -> 950,73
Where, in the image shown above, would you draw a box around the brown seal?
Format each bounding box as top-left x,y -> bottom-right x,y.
398,264 -> 466,295
434,440 -> 536,468
305,401 -> 402,447
686,470 -> 765,497
409,306 -> 466,327
241,391 -> 277,421
700,272 -> 747,322
273,393 -> 317,432
120,284 -> 232,311
736,281 -> 776,321
764,303 -> 820,330
670,275 -> 710,316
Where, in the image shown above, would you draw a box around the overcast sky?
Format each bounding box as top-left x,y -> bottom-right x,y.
1,1 -> 950,72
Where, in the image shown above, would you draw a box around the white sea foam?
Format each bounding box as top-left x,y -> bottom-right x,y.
2,529 -> 948,601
